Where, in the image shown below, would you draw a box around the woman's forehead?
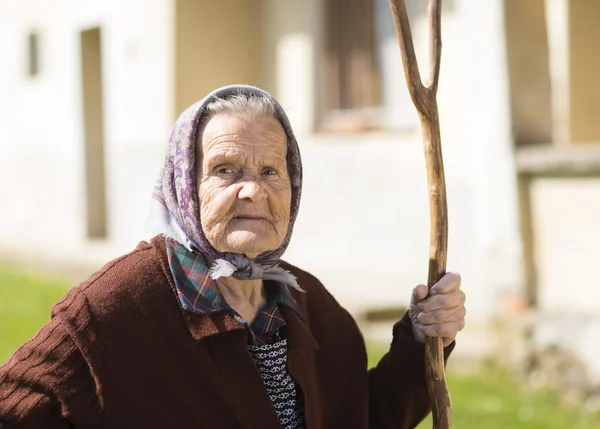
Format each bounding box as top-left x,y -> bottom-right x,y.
198,113 -> 287,157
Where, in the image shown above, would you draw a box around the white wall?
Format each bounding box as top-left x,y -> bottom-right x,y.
532,178 -> 600,313
101,0 -> 174,254
260,0 -> 320,137
285,134 -> 430,312
531,177 -> 600,382
0,0 -> 87,257
0,0 -> 173,263
438,0 -> 523,318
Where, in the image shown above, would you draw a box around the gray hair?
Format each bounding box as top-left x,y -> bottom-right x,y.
202,92 -> 277,121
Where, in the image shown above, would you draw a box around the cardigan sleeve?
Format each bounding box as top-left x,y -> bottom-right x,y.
367,311 -> 454,429
0,289 -> 102,429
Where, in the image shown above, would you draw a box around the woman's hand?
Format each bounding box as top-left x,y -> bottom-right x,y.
408,272 -> 466,347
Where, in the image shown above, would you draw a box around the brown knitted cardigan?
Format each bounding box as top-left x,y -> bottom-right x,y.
0,236 -> 453,428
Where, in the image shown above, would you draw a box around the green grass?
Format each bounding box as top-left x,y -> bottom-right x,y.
368,347 -> 600,428
2,266 -> 600,428
0,265 -> 71,363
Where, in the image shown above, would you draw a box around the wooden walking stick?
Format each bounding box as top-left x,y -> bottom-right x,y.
388,0 -> 451,427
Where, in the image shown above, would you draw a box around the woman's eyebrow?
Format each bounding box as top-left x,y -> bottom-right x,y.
262,155 -> 287,167
206,152 -> 287,167
205,152 -> 245,166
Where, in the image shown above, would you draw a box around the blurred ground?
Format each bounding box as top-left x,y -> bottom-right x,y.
0,265 -> 70,361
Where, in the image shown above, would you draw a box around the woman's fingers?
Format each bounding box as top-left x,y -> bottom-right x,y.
416,289 -> 466,313
413,319 -> 466,347
416,305 -> 466,325
408,271 -> 466,346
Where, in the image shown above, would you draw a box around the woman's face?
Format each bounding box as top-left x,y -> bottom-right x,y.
196,113 -> 292,259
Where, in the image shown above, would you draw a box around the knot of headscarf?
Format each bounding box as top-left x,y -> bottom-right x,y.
145,85 -> 304,291
209,255 -> 301,290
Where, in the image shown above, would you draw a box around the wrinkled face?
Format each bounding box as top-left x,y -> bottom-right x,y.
197,113 -> 292,259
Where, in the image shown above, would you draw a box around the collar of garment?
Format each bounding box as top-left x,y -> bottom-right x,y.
165,238 -> 303,345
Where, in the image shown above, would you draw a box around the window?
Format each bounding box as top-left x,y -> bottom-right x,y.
27,31 -> 39,77
319,0 -> 455,132
321,0 -> 381,131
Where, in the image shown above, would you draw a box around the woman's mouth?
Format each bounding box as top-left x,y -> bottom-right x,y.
234,215 -> 266,221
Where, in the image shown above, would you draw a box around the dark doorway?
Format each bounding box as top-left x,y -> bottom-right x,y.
80,27 -> 107,239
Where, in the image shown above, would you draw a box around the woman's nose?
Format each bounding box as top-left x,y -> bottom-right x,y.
237,177 -> 267,202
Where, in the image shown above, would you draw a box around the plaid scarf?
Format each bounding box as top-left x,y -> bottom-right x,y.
165,238 -> 303,346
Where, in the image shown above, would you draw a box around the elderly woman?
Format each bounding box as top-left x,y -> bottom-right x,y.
0,85 -> 465,429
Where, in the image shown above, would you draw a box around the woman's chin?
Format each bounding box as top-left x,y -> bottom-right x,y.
219,232 -> 280,258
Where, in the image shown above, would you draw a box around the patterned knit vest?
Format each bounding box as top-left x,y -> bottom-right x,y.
247,336 -> 305,429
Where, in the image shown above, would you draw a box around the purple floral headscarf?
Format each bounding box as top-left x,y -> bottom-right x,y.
145,85 -> 303,290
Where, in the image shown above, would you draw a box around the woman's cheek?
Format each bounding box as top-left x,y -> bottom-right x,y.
199,183 -> 220,228
200,205 -> 229,249
270,193 -> 291,235
200,182 -> 236,228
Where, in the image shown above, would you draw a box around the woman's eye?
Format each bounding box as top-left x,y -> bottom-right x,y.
263,168 -> 278,176
217,167 -> 234,174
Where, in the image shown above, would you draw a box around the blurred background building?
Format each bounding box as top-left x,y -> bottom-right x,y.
1,0 -> 600,385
